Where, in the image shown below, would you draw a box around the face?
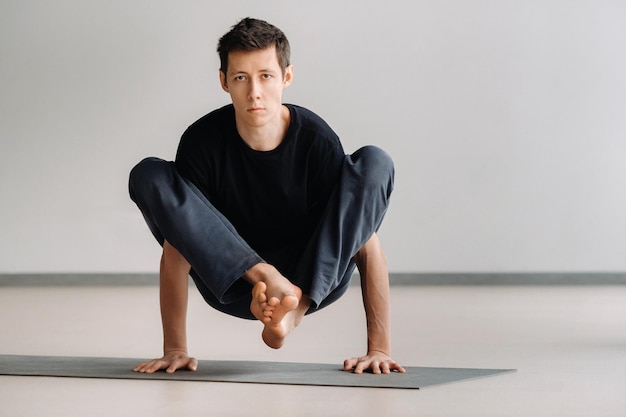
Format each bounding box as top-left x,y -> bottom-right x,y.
220,46 -> 293,131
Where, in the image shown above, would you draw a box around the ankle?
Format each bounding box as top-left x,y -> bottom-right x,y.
243,262 -> 274,285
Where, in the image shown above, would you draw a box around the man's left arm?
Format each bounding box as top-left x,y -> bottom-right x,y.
343,233 -> 406,374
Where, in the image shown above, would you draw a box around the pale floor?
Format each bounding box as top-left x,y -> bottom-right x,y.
0,284 -> 625,417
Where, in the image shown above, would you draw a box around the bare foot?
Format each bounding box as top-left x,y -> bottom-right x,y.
245,263 -> 308,349
261,296 -> 311,349
247,264 -> 302,326
261,310 -> 296,349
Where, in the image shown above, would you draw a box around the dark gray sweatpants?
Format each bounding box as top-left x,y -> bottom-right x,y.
128,146 -> 394,319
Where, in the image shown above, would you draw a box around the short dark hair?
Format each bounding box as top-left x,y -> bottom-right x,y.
217,18 -> 291,76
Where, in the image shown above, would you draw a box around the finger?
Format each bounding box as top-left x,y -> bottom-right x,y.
147,360 -> 168,374
133,361 -> 150,372
354,360 -> 369,374
391,362 -> 407,373
380,362 -> 391,374
135,360 -> 159,373
187,357 -> 198,372
166,357 -> 186,374
135,360 -> 159,374
371,360 -> 381,375
343,358 -> 357,371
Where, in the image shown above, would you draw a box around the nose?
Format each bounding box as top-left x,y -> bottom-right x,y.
248,79 -> 261,100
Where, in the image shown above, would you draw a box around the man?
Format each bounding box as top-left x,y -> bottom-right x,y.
129,17 -> 405,375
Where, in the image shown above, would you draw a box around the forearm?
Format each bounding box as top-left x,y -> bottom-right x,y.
361,267 -> 392,355
356,234 -> 393,355
160,241 -> 191,353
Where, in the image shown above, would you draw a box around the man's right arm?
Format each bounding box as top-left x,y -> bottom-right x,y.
133,240 -> 198,374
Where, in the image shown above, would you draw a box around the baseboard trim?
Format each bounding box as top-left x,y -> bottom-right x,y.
386,272 -> 626,285
0,272 -> 625,286
0,274 -> 159,286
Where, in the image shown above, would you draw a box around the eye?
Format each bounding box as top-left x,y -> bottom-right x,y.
262,73 -> 273,80
234,75 -> 247,81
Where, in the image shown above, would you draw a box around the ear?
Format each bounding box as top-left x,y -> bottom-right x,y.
282,65 -> 294,88
219,70 -> 229,92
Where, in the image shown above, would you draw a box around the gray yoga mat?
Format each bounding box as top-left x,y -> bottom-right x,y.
0,355 -> 514,389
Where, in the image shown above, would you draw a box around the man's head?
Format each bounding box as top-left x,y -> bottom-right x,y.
217,18 -> 291,78
217,18 -> 294,142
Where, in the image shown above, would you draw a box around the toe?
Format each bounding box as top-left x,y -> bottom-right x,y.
252,282 -> 268,302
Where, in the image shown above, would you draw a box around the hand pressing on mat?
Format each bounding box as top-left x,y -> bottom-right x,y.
343,351 -> 406,374
133,350 -> 198,374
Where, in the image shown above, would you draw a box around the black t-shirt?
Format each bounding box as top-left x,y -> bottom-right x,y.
175,103 -> 345,273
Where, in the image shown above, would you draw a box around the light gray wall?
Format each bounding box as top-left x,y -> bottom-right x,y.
1,1 -> 624,273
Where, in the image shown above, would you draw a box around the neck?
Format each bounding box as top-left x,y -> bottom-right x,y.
237,105 -> 290,151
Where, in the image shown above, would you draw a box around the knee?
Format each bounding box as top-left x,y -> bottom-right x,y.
128,157 -> 171,198
350,146 -> 395,190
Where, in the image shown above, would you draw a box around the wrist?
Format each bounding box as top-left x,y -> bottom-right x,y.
164,348 -> 187,355
367,348 -> 391,357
